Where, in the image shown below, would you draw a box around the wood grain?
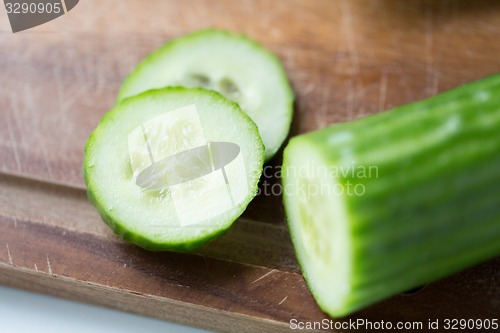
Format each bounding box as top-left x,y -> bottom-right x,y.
0,0 -> 500,332
0,173 -> 499,332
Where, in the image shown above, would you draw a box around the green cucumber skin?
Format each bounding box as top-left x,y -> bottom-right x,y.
84,183 -> 228,252
283,74 -> 500,316
117,28 -> 294,161
84,173 -> 229,252
117,29 -> 294,104
84,87 -> 264,252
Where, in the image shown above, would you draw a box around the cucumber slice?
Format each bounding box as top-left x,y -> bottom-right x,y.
117,29 -> 294,161
282,74 -> 500,317
84,88 -> 264,251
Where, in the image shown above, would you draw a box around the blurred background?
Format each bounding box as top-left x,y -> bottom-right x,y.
0,286 -> 208,332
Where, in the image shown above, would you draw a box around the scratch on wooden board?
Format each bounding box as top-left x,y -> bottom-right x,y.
301,80 -> 316,97
341,0 -> 360,74
60,84 -> 87,117
13,215 -> 18,228
278,296 -> 288,305
11,103 -> 27,153
40,144 -> 54,179
34,263 -> 39,272
46,256 -> 53,275
432,72 -> 440,96
316,79 -> 330,128
389,62 -> 408,89
425,2 -> 438,96
346,79 -> 355,120
6,115 -> 22,172
174,283 -> 191,290
22,84 -> 35,115
21,84 -> 54,178
53,66 -> 66,115
12,85 -> 31,142
251,269 -> 277,284
108,261 -> 126,278
53,69 -> 85,135
378,70 -> 388,112
6,243 -> 13,265
21,84 -> 55,178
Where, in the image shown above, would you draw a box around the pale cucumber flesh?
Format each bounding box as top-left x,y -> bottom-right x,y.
84,88 -> 264,251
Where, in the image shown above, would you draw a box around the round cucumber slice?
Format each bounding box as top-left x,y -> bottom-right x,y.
84,88 -> 264,251
117,29 -> 294,161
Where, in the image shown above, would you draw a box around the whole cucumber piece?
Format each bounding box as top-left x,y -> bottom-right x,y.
282,74 -> 500,317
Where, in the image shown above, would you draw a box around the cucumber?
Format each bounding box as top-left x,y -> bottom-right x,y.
282,74 -> 500,317
117,29 -> 294,161
84,88 -> 264,251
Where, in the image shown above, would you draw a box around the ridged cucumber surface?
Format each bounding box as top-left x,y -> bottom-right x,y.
117,29 -> 294,160
84,88 -> 264,251
282,74 -> 500,317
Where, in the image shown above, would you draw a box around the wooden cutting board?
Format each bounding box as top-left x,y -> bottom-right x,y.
1,0 -> 499,332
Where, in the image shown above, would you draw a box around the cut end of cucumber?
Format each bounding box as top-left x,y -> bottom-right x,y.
282,74 -> 500,317
117,28 -> 294,161
282,139 -> 353,317
84,88 -> 264,251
